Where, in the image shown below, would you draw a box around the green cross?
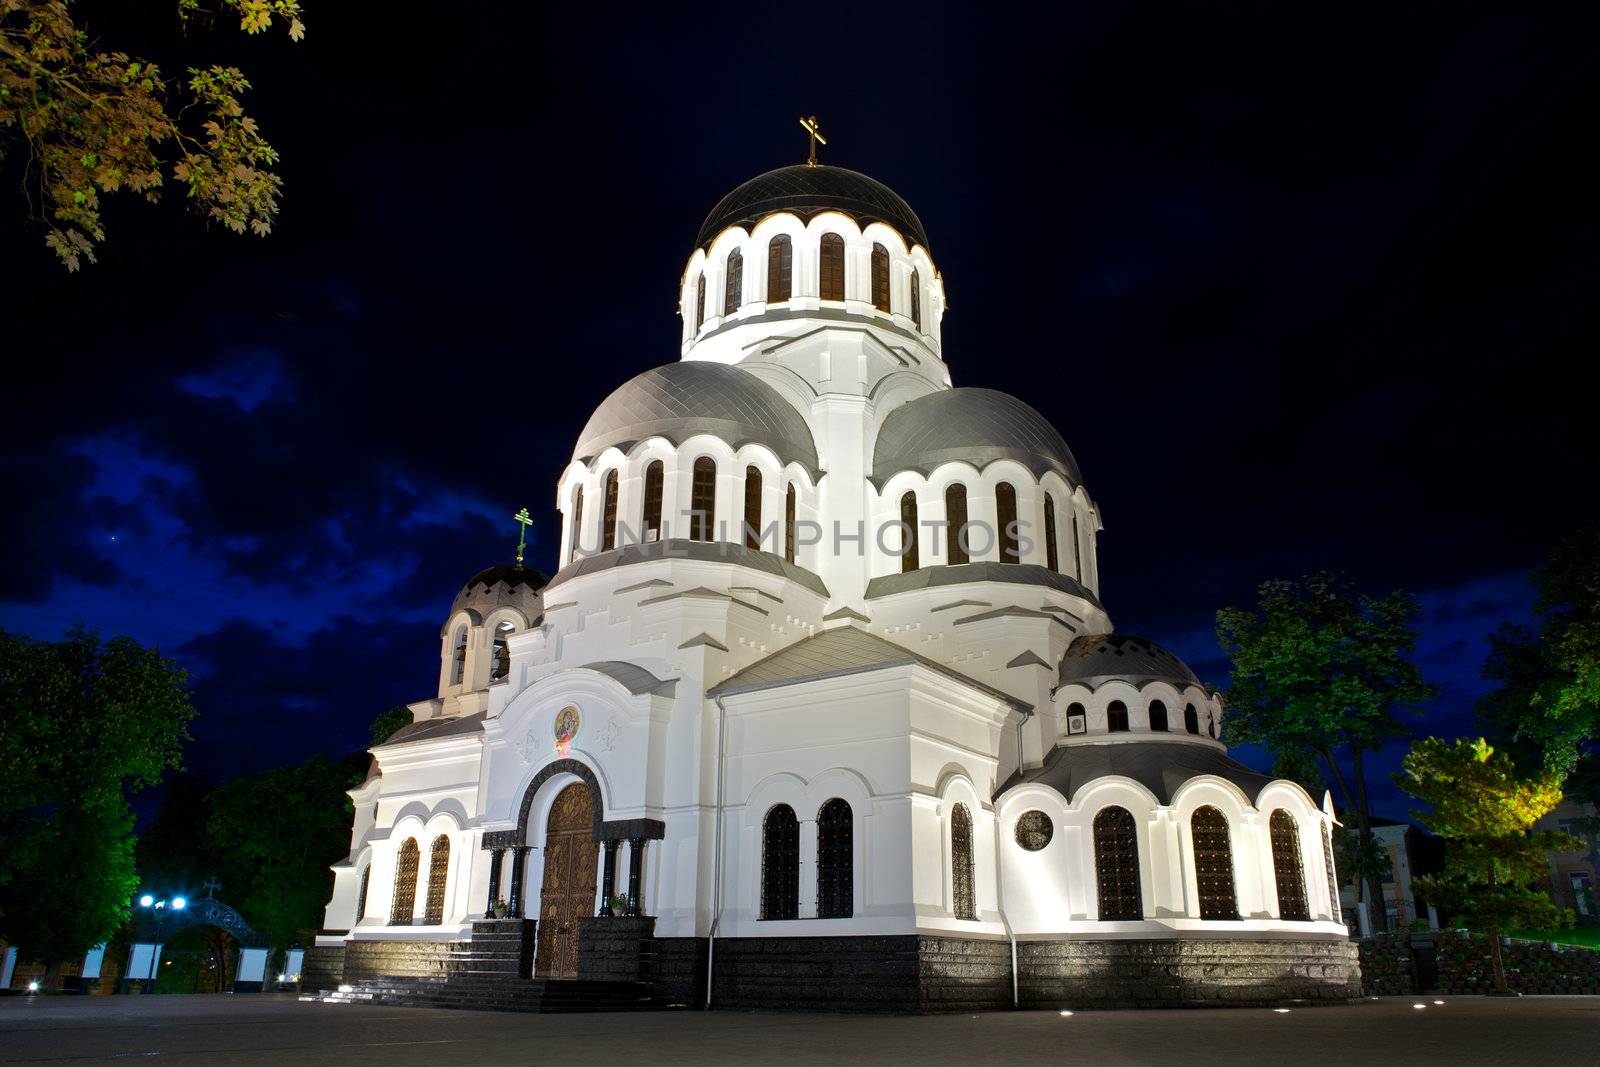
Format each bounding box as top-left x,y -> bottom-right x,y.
513,507 -> 534,566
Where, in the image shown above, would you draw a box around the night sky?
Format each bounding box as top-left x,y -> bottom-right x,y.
3,4 -> 1594,817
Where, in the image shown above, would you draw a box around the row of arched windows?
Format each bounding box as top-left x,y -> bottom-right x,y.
897,484 -> 1086,579
572,461 -> 799,563
1070,699 -> 1216,738
694,236 -> 924,332
1017,805 -> 1316,922
760,799 -> 853,919
388,835 -> 451,925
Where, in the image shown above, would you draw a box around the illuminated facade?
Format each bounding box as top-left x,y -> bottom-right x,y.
310,154 -> 1360,1009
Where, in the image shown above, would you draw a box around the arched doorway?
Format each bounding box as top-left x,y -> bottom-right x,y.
535,783 -> 598,978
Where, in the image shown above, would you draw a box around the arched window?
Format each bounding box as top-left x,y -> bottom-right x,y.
601,469 -> 619,552
870,242 -> 891,312
491,620 -> 513,681
996,482 -> 1020,563
390,838 -> 420,925
1071,514 -> 1083,580
1148,700 -> 1168,732
899,491 -> 919,572
819,233 -> 845,301
1184,703 -> 1200,734
767,235 -> 792,303
951,803 -> 976,920
1322,824 -> 1340,919
423,834 -> 450,925
743,466 -> 762,550
449,626 -> 467,686
356,863 -> 370,922
817,798 -> 854,918
784,483 -> 796,563
1270,810 -> 1310,921
945,483 -> 969,565
761,804 -> 799,920
694,273 -> 705,330
1191,806 -> 1238,920
570,485 -> 585,558
910,267 -> 922,329
1107,701 -> 1129,733
1093,806 -> 1143,920
1043,493 -> 1059,572
1066,701 -> 1087,733
643,460 -> 664,542
723,248 -> 743,316
690,457 -> 716,542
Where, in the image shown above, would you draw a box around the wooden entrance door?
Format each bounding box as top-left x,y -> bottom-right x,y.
535,783 -> 598,978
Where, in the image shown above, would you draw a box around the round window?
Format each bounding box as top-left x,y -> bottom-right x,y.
1014,810 -> 1054,851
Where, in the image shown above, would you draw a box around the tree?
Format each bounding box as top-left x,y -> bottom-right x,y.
1398,737 -> 1580,994
0,0 -> 305,269
369,705 -> 413,746
1333,825 -> 1392,918
1217,573 -> 1436,931
0,626 -> 194,964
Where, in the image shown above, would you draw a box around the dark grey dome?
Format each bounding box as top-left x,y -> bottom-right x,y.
574,362 -> 820,474
696,165 -> 929,251
446,563 -> 547,632
871,388 -> 1083,486
1056,634 -> 1202,690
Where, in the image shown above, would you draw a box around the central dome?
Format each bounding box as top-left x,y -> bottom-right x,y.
696,164 -> 930,251
574,361 -> 820,473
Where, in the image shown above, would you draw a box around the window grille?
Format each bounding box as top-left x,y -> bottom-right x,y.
1270,810 -> 1310,921
724,249 -> 743,316
601,470 -> 619,551
695,273 -> 705,328
390,838 -> 420,924
1014,810 -> 1053,851
910,267 -> 922,329
1044,493 -> 1059,572
356,864 -> 370,922
871,243 -> 891,312
743,466 -> 762,549
946,484 -> 969,565
424,834 -> 450,925
820,233 -> 845,300
643,461 -> 664,541
761,804 -> 800,920
690,457 -> 716,542
1191,806 -> 1238,920
817,798 -> 854,918
767,235 -> 792,303
784,484 -> 796,563
951,803 -> 976,920
996,482 -> 1020,563
900,492 -> 919,572
1094,806 -> 1143,920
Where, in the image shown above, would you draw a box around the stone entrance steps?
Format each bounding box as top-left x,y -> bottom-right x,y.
301,975 -> 659,1013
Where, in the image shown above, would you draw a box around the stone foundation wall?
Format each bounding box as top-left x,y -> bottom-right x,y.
917,936 -> 1013,1012
653,937 -> 708,1008
1018,937 -> 1361,1008
1361,932 -> 1600,996
342,939 -> 459,982
300,946 -> 346,992
577,917 -> 655,981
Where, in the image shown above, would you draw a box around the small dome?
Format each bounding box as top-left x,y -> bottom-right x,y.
1055,634 -> 1202,690
574,362 -> 820,473
696,164 -> 930,251
872,388 -> 1083,486
447,563 -> 548,629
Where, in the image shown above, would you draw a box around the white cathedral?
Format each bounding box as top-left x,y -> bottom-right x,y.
309,141 -> 1361,1010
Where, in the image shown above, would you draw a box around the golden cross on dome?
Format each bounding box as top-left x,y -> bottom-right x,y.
799,115 -> 827,167
512,507 -> 534,566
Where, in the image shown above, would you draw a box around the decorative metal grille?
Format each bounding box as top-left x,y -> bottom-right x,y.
871,243 -> 891,312
724,248 -> 743,315
819,233 -> 845,301
602,470 -> 619,551
1148,700 -> 1169,732
1094,806 -> 1143,920
1190,806 -> 1238,920
643,461 -> 664,541
996,482 -> 1020,563
910,267 -> 922,329
390,838 -> 420,924
1072,514 -> 1083,580
946,484 -> 969,565
689,457 -> 716,542
1323,823 -> 1340,920
1270,810 -> 1310,921
817,798 -> 854,918
356,864 -> 370,922
784,484 -> 796,563
424,834 -> 451,925
1106,701 -> 1129,733
760,804 -> 799,920
695,273 -> 706,328
900,492 -> 919,572
1014,810 -> 1053,852
1184,704 -> 1200,734
744,466 -> 762,550
1044,493 -> 1059,572
951,803 -> 976,920
767,235 -> 792,303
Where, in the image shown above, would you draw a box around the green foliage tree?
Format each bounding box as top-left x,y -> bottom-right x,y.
0,626 -> 194,965
1333,825 -> 1392,912
369,705 -> 414,746
1217,573 -> 1436,931
0,0 -> 305,269
1398,737 -> 1580,994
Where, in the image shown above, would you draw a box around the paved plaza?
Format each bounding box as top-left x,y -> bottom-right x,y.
1,993 -> 1595,1065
